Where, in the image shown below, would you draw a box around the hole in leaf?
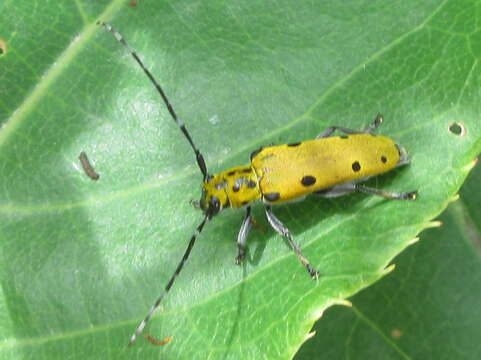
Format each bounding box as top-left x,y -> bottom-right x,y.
0,38 -> 8,56
448,122 -> 466,136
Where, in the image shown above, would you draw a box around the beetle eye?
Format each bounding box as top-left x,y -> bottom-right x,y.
207,196 -> 220,218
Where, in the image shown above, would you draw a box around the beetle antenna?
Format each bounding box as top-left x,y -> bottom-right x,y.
128,215 -> 209,346
98,21 -> 208,181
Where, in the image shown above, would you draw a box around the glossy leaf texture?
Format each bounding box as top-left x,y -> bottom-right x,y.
1,0 -> 480,359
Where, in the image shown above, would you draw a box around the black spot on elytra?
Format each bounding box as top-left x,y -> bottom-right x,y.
264,192 -> 281,202
352,161 -> 361,172
242,168 -> 252,173
287,142 -> 301,147
301,175 -> 316,186
248,180 -> 257,188
227,170 -> 236,176
232,184 -> 240,192
381,156 -> 387,163
340,135 -> 349,139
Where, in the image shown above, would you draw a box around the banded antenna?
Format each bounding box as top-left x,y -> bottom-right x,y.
99,22 -> 211,346
128,215 -> 209,346
98,21 -> 208,181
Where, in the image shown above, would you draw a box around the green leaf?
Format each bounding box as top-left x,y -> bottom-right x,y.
1,0 -> 480,359
295,161 -> 481,360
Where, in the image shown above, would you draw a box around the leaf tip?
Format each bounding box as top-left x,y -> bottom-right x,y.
309,307 -> 326,322
448,194 -> 460,203
425,220 -> 443,229
407,237 -> 420,246
308,299 -> 351,322
383,264 -> 396,275
462,157 -> 478,173
334,299 -> 352,307
305,331 -> 316,341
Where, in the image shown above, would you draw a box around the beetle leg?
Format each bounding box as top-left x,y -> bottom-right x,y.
362,113 -> 383,134
316,126 -> 361,139
314,182 -> 356,198
265,206 -> 320,279
316,113 -> 384,138
355,184 -> 417,200
235,206 -> 252,264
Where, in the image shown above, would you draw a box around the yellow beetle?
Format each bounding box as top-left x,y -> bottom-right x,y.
100,22 -> 417,346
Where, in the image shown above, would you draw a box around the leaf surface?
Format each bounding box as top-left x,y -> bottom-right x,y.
0,0 -> 480,359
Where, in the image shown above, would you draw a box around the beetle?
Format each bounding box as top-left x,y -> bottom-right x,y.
99,22 -> 417,346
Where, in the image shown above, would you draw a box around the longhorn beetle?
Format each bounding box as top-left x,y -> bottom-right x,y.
99,22 -> 417,346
